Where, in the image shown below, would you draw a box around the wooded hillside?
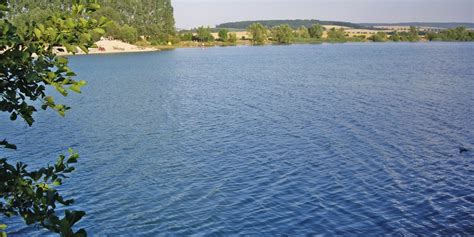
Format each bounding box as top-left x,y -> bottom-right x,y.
9,0 -> 176,42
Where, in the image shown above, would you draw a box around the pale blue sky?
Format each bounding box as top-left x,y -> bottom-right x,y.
172,0 -> 474,29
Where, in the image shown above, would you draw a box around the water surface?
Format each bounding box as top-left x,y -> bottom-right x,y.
2,43 -> 474,235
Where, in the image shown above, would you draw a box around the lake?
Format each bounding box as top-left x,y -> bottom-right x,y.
2,43 -> 474,235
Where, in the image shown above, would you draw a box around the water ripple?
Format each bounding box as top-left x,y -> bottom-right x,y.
1,43 -> 473,235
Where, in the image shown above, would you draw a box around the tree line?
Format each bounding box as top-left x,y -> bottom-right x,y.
217,19 -> 370,30
426,27 -> 474,41
186,24 -> 474,45
9,0 -> 176,44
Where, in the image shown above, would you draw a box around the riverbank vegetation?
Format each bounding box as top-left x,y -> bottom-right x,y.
9,0 -> 176,44
174,23 -> 473,49
10,1 -> 472,49
217,19 -> 370,30
426,27 -> 474,41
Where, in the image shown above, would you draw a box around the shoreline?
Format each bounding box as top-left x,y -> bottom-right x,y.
56,48 -> 159,56
55,39 -> 160,56
55,40 -> 474,56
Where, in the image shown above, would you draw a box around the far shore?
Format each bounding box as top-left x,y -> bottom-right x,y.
54,37 -> 473,57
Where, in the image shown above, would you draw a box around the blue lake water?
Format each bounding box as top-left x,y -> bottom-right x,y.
2,43 -> 474,235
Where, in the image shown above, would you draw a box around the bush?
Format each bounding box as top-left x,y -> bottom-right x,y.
309,24 -> 324,39
196,26 -> 214,42
105,21 -> 138,43
369,32 -> 387,42
181,32 -> 193,41
218,28 -> 229,42
273,24 -> 293,44
228,33 -> 238,43
326,28 -> 346,42
247,23 -> 268,45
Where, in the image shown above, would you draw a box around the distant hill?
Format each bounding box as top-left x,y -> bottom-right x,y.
360,22 -> 474,29
216,20 -> 372,30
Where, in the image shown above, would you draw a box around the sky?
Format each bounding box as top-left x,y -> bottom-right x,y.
172,0 -> 474,29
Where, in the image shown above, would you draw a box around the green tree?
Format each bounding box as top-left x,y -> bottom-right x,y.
273,24 -> 293,44
247,23 -> 268,45
425,27 -> 474,42
180,32 -> 194,41
390,32 -> 401,42
196,26 -> 214,42
425,31 -> 439,41
9,0 -> 177,43
90,6 -> 122,24
407,26 -> 420,42
326,28 -> 346,42
228,32 -> 238,44
218,28 -> 229,42
370,32 -> 387,42
106,22 -> 138,43
297,26 -> 310,38
308,24 -> 324,39
468,31 -> 474,41
117,24 -> 138,43
10,7 -> 54,35
1,1 -> 107,235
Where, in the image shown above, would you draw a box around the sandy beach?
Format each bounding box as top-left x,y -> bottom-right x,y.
55,39 -> 159,56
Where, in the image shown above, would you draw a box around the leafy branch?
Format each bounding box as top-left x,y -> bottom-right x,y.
1,0 -> 107,236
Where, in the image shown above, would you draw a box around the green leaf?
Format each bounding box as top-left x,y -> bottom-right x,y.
79,18 -> 88,27
75,229 -> 87,237
10,112 -> 17,121
45,96 -> 55,104
52,179 -> 62,186
88,3 -> 101,11
98,16 -> 108,26
0,140 -> 17,150
57,57 -> 68,64
47,72 -> 56,80
0,224 -> 6,230
64,44 -> 77,53
78,45 -> 89,54
93,28 -> 105,35
69,84 -> 82,93
80,33 -> 91,42
34,28 -> 42,38
55,85 -> 68,96
65,210 -> 86,226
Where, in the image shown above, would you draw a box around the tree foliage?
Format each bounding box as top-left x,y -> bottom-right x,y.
326,28 -> 346,42
407,26 -> 420,42
296,26 -> 310,38
105,22 -> 138,43
369,32 -> 387,42
228,33 -> 237,44
426,27 -> 474,41
390,32 -> 401,42
180,32 -> 193,41
1,0 -> 107,235
217,19 -> 370,30
218,28 -> 229,42
308,24 -> 324,39
247,23 -> 268,45
273,24 -> 293,44
196,26 -> 214,42
9,0 -> 176,43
